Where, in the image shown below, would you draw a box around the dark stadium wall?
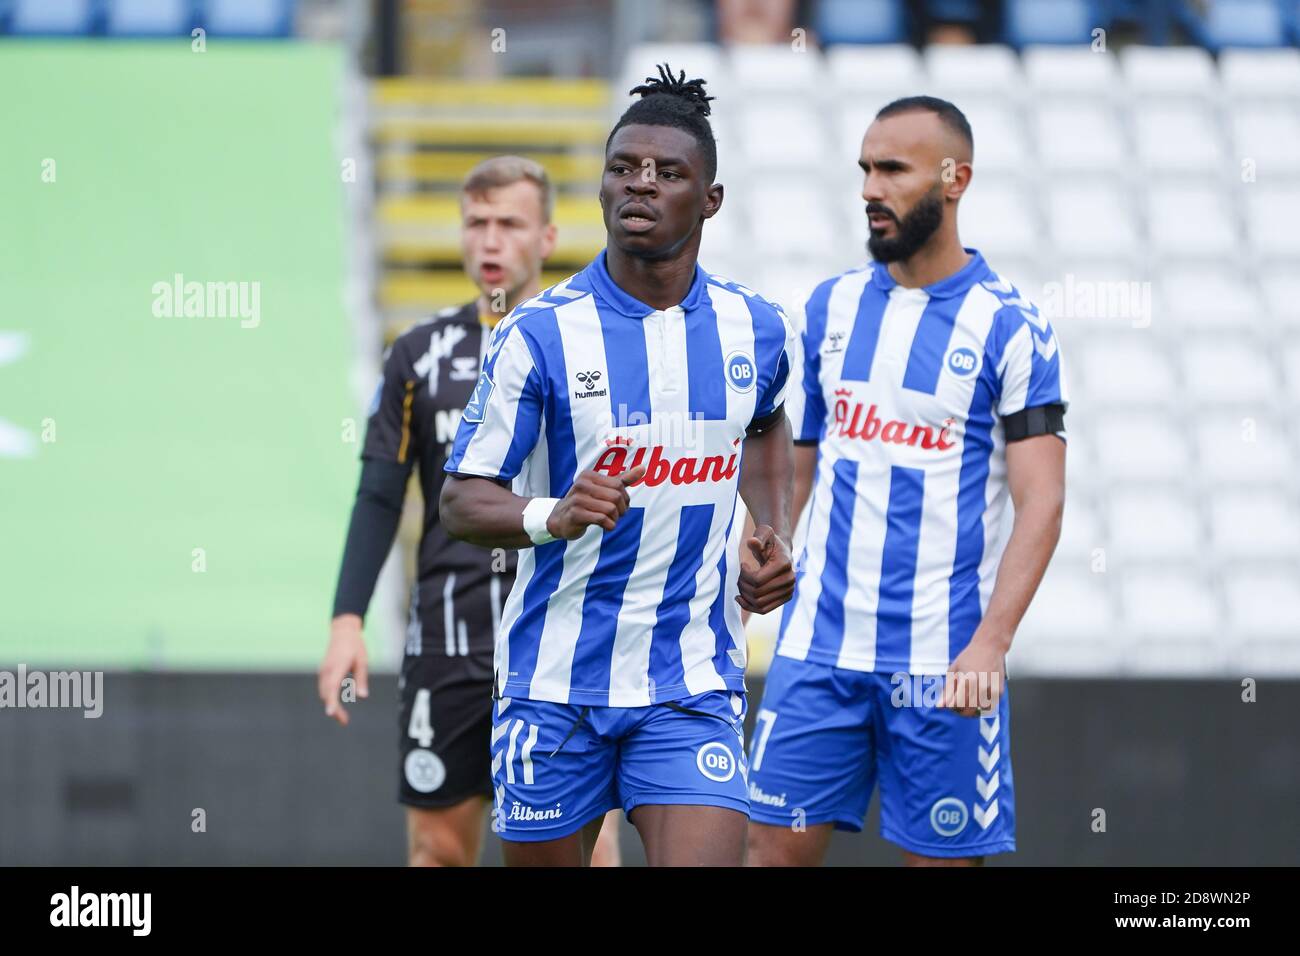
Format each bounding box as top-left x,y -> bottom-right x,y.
1,674 -> 1296,866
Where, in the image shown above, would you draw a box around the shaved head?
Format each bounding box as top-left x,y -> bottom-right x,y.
875,95 -> 973,161
857,98 -> 975,266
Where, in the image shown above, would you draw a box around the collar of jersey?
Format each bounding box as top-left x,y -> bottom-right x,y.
584,250 -> 708,318
870,248 -> 989,299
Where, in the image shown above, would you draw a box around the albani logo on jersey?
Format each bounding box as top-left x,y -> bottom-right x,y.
592,439 -> 740,486
831,389 -> 957,450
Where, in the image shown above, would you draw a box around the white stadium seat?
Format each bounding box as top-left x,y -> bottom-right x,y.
1133,103 -> 1223,174
1036,102 -> 1126,172
1182,339 -> 1279,405
826,44 -> 922,95
1107,490 -> 1205,565
748,179 -> 833,260
1091,414 -> 1192,483
1194,416 -> 1295,486
1285,341 -> 1300,404
1225,572 -> 1300,642
1045,181 -> 1139,256
1146,185 -> 1237,259
961,178 -> 1039,258
1121,45 -> 1218,96
1209,493 -> 1300,561
1156,266 -> 1260,329
1120,570 -> 1222,642
1023,46 -> 1121,96
738,102 -> 828,170
1231,107 -> 1300,176
1079,340 -> 1178,405
1229,564 -> 1300,675
1261,275 -> 1300,331
1012,571 -> 1121,675
1219,48 -> 1300,99
1245,188 -> 1300,258
960,99 -> 1029,173
1053,498 -> 1102,573
728,44 -> 824,94
924,44 -> 1022,95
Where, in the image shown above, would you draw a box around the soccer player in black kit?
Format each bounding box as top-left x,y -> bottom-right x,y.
318,157 -> 621,866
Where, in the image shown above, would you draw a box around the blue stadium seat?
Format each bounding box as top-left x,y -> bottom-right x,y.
8,0 -> 94,34
200,0 -> 294,38
1108,0 -> 1175,44
1178,0 -> 1288,49
105,0 -> 192,36
1004,0 -> 1103,46
814,0 -> 907,45
1286,0 -> 1300,42
926,0 -> 984,23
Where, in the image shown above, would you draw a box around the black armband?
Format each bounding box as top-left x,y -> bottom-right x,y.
746,405 -> 786,437
1003,403 -> 1066,442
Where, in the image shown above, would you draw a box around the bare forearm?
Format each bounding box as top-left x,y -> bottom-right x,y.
739,419 -> 794,542
790,444 -> 817,531
978,494 -> 1063,652
439,475 -> 534,549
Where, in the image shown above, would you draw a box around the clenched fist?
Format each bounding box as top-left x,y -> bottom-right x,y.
546,464 -> 647,539
736,524 -> 795,615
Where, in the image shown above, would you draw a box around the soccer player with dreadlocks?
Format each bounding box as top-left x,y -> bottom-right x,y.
439,65 -> 797,866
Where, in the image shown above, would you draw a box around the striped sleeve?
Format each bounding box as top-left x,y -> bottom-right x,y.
995,306 -> 1067,418
792,279 -> 833,442
752,303 -> 795,423
445,323 -> 545,481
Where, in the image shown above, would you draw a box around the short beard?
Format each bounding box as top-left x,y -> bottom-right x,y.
866,188 -> 945,263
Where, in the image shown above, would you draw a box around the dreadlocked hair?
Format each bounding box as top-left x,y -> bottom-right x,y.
607,63 -> 717,180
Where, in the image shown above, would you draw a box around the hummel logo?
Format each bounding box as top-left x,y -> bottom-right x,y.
823,330 -> 847,354
573,369 -> 607,400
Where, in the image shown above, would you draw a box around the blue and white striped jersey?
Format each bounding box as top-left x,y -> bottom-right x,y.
446,252 -> 794,706
779,250 -> 1068,675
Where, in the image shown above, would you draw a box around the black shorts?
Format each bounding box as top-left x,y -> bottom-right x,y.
398,651 -> 495,808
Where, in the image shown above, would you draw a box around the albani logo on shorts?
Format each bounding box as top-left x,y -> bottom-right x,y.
831,389 -> 957,451
748,783 -> 787,807
592,441 -> 740,486
508,801 -> 563,822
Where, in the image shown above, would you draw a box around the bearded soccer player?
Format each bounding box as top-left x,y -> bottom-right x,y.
440,66 -> 796,867
317,156 -> 619,867
746,97 -> 1067,866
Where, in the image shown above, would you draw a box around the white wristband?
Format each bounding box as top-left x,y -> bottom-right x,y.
522,497 -> 561,546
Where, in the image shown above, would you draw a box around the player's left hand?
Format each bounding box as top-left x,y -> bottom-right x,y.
736,524 -> 794,615
941,637 -> 1006,717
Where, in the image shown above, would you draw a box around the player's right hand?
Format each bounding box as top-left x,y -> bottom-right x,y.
547,464 -> 646,538
318,613 -> 370,726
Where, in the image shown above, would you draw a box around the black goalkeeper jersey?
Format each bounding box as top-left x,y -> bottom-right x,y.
346,302 -> 517,657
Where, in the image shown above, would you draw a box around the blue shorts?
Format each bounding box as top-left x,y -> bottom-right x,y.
489,690 -> 750,843
747,655 -> 1015,858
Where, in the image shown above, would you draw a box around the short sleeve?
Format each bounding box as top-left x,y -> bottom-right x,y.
361,337 -> 420,467
750,305 -> 795,426
445,324 -> 545,481
792,280 -> 833,443
996,309 -> 1068,418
